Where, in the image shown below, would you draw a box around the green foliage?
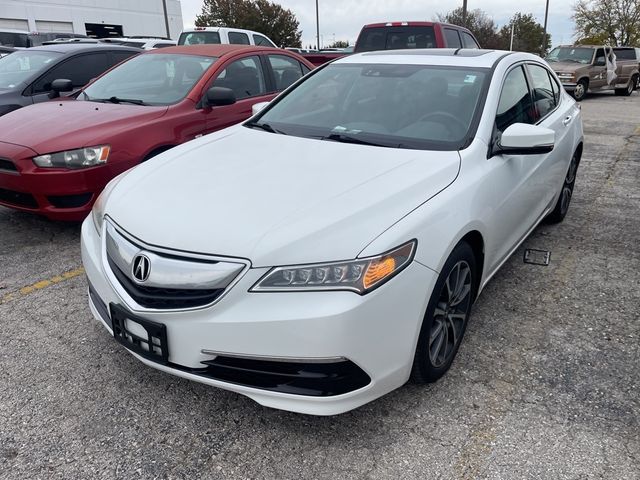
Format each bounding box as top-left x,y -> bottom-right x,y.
498,13 -> 552,55
573,0 -> 640,46
195,0 -> 302,47
328,40 -> 349,48
438,7 -> 502,48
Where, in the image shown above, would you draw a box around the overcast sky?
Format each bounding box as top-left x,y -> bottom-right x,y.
179,0 -> 576,48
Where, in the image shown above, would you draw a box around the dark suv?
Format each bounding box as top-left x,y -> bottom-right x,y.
0,43 -> 140,117
354,22 -> 480,53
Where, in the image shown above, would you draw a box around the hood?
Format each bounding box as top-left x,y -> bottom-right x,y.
549,61 -> 587,74
105,127 -> 460,266
0,100 -> 168,153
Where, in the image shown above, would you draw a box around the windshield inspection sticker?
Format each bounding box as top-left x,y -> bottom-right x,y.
464,75 -> 477,83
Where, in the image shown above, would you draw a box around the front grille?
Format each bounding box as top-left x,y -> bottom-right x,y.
0,187 -> 37,208
0,158 -> 17,173
47,192 -> 92,209
107,255 -> 225,309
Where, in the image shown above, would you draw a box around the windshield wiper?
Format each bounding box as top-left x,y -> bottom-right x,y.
321,132 -> 396,148
94,96 -> 147,105
244,122 -> 286,134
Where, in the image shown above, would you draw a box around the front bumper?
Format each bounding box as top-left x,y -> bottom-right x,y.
0,142 -> 133,221
81,217 -> 437,415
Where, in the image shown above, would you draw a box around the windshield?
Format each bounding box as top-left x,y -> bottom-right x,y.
81,53 -> 216,106
355,27 -> 437,53
252,63 -> 488,151
0,50 -> 62,89
546,47 -> 594,64
178,31 -> 221,45
0,32 -> 29,48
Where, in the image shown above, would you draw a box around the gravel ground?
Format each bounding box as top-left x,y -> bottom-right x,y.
0,93 -> 639,479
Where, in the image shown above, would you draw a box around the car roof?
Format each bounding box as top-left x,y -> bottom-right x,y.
556,44 -> 633,49
0,28 -> 30,34
335,49 -> 522,68
26,43 -> 142,54
362,21 -> 468,29
146,44 -> 279,58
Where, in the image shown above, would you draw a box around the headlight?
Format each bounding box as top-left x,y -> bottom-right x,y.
91,172 -> 126,235
251,240 -> 416,294
33,145 -> 110,169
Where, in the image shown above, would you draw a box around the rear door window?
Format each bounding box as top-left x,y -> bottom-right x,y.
267,54 -> 304,91
461,32 -> 479,48
228,32 -> 250,45
613,48 -> 635,60
527,63 -> 557,121
253,34 -> 276,47
444,28 -> 462,48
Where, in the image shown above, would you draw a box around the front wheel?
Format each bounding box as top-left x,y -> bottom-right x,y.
410,242 -> 476,383
573,80 -> 588,101
545,150 -> 580,224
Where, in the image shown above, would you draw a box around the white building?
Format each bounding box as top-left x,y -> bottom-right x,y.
0,0 -> 184,39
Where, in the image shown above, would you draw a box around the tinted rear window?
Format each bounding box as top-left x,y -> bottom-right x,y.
355,26 -> 436,53
178,31 -> 221,45
0,32 -> 29,48
613,48 -> 636,60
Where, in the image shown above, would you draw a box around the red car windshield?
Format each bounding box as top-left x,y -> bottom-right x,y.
82,53 -> 216,106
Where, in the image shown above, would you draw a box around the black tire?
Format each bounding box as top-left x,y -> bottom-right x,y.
614,77 -> 635,96
410,242 -> 477,383
545,149 -> 580,224
573,79 -> 588,101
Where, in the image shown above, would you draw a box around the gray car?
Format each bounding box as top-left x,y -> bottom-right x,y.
0,43 -> 140,117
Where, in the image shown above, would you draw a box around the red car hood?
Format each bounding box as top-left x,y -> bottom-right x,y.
0,101 -> 168,154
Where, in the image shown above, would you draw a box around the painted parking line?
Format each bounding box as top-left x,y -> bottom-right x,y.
0,267 -> 85,305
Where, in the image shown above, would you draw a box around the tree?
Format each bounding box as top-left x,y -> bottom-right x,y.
438,7 -> 501,49
328,40 -> 349,48
574,0 -> 640,46
195,0 -> 302,47
498,13 -> 551,55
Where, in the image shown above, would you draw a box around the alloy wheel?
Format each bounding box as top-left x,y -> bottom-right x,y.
560,154 -> 578,215
428,260 -> 472,368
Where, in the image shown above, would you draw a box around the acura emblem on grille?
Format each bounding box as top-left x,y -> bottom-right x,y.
132,254 -> 151,283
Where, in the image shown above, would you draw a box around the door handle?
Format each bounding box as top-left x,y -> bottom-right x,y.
562,115 -> 573,126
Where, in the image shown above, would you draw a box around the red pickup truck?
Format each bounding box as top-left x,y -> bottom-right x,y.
301,22 -> 480,67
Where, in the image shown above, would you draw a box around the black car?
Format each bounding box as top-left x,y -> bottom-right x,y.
0,46 -> 14,58
0,43 -> 141,117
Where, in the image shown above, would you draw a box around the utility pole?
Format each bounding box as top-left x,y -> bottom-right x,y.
315,0 -> 320,51
542,0 -> 550,56
161,0 -> 171,39
462,0 -> 468,25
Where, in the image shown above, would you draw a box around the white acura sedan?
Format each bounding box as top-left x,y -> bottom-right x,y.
82,49 -> 583,415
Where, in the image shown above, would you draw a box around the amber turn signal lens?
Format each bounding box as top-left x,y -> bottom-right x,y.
363,257 -> 396,289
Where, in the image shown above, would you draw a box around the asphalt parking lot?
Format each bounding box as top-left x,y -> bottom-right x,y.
1,93 -> 639,479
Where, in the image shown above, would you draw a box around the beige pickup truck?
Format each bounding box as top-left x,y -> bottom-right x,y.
546,45 -> 639,101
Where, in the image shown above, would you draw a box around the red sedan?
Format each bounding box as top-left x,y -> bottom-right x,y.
0,45 -> 313,221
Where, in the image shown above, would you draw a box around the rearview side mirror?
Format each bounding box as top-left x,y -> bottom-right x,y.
492,123 -> 555,156
49,78 -> 73,98
251,101 -> 269,116
204,86 -> 236,107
